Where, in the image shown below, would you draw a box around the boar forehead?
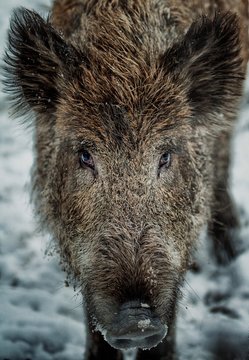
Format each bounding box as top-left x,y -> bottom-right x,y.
55,80 -> 192,152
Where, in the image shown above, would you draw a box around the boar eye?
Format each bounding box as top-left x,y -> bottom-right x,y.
79,150 -> 95,170
159,152 -> 171,169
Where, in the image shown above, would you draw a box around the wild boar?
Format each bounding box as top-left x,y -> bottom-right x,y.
3,0 -> 248,359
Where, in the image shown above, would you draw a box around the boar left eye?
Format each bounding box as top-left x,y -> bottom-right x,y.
159,152 -> 171,169
79,150 -> 95,170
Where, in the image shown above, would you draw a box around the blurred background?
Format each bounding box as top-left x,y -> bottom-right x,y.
0,1 -> 249,360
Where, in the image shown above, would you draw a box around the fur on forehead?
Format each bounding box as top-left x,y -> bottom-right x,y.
56,70 -> 191,148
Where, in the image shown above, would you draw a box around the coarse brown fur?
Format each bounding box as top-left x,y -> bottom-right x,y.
2,0 -> 249,359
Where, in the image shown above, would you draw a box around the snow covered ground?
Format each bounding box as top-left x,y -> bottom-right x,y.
0,1 -> 249,360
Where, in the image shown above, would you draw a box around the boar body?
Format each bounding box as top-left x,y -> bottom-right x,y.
3,0 -> 248,359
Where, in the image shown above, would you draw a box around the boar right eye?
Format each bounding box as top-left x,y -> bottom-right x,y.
79,150 -> 95,170
159,152 -> 171,169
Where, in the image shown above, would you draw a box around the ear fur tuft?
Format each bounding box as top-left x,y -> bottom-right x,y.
161,12 -> 245,126
2,7 -> 83,118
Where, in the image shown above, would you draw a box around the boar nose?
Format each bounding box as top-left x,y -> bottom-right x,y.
106,301 -> 168,350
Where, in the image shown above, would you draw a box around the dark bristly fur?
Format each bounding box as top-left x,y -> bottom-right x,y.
161,13 -> 244,124
3,8 -> 87,117
2,0 -> 248,359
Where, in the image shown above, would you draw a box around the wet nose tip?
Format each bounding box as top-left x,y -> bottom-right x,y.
106,301 -> 168,350
107,325 -> 167,350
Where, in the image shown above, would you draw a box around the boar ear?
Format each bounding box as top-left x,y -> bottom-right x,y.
161,12 -> 244,126
3,8 -> 84,117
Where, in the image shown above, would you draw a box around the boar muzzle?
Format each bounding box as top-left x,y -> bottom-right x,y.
105,301 -> 168,350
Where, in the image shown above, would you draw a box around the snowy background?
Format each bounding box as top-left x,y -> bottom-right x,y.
0,1 -> 249,360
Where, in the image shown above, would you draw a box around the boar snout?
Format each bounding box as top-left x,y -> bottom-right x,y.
105,301 -> 168,350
